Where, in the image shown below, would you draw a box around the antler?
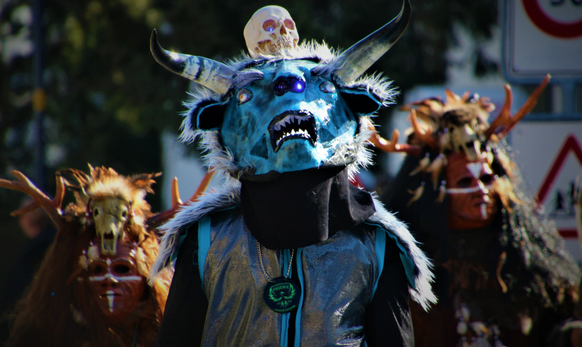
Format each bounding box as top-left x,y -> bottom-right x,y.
486,74 -> 551,139
368,124 -> 422,157
147,169 -> 216,230
485,84 -> 513,139
0,170 -> 66,229
410,109 -> 439,149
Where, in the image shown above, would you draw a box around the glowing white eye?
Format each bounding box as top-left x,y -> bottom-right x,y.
319,81 -> 336,94
237,89 -> 253,104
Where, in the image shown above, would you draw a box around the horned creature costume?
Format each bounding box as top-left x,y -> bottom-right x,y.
150,1 -> 436,346
380,81 -> 580,347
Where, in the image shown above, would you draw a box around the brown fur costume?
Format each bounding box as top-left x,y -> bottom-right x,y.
380,79 -> 580,347
2,166 -> 171,346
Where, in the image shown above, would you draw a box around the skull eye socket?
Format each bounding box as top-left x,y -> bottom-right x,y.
237,89 -> 253,105
283,19 -> 295,30
93,208 -> 99,216
121,209 -> 128,219
319,81 -> 336,94
263,20 -> 277,33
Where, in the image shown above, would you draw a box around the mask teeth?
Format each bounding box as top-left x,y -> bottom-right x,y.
271,113 -> 316,152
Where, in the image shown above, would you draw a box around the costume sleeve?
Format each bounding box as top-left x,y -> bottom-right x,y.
156,224 -> 208,347
364,236 -> 414,347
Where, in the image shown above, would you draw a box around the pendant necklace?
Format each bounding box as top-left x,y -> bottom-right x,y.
256,241 -> 301,313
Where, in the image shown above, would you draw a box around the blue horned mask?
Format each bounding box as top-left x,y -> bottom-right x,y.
152,0 -> 410,178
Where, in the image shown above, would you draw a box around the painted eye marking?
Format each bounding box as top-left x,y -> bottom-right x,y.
319,81 -> 336,94
237,89 -> 253,104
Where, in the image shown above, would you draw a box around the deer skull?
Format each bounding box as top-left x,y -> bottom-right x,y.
244,6 -> 299,58
91,197 -> 129,255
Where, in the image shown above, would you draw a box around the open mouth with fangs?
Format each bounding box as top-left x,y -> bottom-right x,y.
268,111 -> 317,152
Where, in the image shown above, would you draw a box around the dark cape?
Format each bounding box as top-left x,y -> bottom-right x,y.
152,168 -> 436,346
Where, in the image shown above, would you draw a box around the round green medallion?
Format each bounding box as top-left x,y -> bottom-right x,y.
263,277 -> 301,313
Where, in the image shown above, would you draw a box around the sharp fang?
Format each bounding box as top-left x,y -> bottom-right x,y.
480,203 -> 487,219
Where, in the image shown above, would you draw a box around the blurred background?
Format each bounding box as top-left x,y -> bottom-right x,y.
0,0 -> 580,314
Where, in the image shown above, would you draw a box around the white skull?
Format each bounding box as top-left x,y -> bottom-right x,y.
244,6 -> 299,58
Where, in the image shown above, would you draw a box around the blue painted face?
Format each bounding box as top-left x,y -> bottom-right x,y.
220,60 -> 359,175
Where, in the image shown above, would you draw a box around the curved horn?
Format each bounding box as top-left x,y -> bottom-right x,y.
150,29 -> 237,95
320,0 -> 411,84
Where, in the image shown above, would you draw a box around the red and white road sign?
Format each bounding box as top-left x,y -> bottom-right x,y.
512,122 -> 582,262
523,0 -> 582,38
536,134 -> 582,238
502,0 -> 582,81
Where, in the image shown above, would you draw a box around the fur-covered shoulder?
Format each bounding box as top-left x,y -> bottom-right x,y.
149,181 -> 241,279
367,197 -> 437,311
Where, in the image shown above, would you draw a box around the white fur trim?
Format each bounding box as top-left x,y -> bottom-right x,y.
368,196 -> 438,311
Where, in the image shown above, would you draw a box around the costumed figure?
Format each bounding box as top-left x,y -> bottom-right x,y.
149,1 -> 436,346
0,166 -> 172,346
378,76 -> 581,347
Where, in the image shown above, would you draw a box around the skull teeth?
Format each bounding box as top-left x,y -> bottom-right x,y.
269,111 -> 317,152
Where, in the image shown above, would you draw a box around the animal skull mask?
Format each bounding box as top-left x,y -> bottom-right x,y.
244,5 -> 299,57
90,197 -> 130,255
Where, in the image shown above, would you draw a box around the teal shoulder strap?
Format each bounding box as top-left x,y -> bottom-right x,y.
197,216 -> 212,290
369,224 -> 417,298
372,227 -> 386,298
